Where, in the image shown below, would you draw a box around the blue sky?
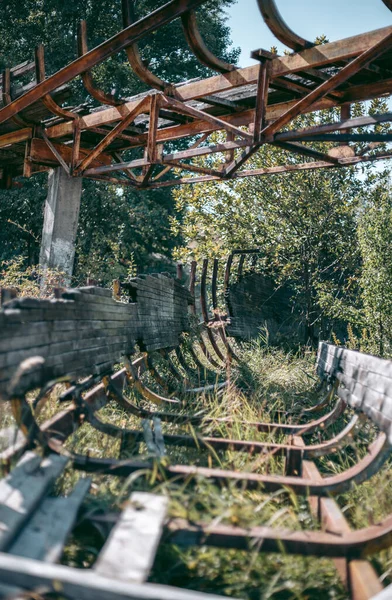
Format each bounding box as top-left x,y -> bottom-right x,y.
226,0 -> 392,67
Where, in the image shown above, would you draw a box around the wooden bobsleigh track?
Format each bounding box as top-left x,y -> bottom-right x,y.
0,253 -> 391,599
0,0 -> 391,188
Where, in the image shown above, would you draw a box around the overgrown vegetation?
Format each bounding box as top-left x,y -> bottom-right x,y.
12,339 -> 391,599
171,100 -> 392,352
1,3 -> 392,598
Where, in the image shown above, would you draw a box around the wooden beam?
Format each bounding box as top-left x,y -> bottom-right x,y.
274,111 -> 392,142
41,130 -> 71,175
0,452 -> 68,551
29,138 -> 112,170
273,140 -> 340,164
169,26 -> 392,104
84,156 -> 148,176
259,30 -> 392,141
0,0 -> 208,126
74,97 -> 149,175
37,75 -> 392,151
146,150 -> 392,188
0,552 -> 234,600
146,94 -> 160,163
162,96 -> 254,142
95,492 -> 168,583
253,61 -> 270,141
9,478 -> 91,563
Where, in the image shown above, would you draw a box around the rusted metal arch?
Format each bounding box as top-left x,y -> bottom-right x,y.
144,352 -> 178,394
155,349 -> 227,396
187,340 -> 220,375
0,0 -> 208,126
166,508 -> 392,558
83,405 -> 363,462
158,349 -> 191,386
174,344 -> 221,385
189,261 -> 225,371
146,348 -> 218,394
174,345 -> 204,381
9,356 -> 360,476
121,0 -> 174,94
7,362 -> 346,466
1,69 -> 32,128
124,356 -> 181,407
35,45 -> 78,121
102,377 -> 347,438
174,342 -> 224,385
121,0 -> 236,94
77,20 -> 124,107
64,431 -> 391,497
257,0 -> 312,52
200,258 -> 228,366
34,44 -> 82,174
181,10 -> 236,73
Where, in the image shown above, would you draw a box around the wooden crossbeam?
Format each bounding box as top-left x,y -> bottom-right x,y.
145,150 -> 392,188
259,30 -> 392,141
95,492 -> 168,584
9,477 -> 90,562
0,552 -> 234,600
0,0 -> 209,126
273,141 -> 340,165
274,111 -> 392,142
0,20 -> 391,185
27,138 -> 112,172
74,97 -> 149,175
162,96 -> 254,142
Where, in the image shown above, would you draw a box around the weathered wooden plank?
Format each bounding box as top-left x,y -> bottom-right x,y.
298,436 -> 383,599
95,492 -> 168,583
0,275 -> 191,397
0,552 -> 234,600
9,477 -> 91,562
0,452 -> 68,551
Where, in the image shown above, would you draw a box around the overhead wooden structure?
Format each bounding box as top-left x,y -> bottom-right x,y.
0,0 -> 392,189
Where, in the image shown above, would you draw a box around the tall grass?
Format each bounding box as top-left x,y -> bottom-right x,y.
4,337 -> 392,598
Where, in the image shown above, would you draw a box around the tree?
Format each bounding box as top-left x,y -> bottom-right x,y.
171,111 -> 370,344
0,0 -> 239,281
358,176 -> 392,356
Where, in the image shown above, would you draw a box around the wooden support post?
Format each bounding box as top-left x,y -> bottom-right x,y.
39,167 -> 83,285
253,60 -> 270,142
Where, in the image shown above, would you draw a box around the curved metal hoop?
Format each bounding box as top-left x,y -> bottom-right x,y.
181,10 -> 235,73
257,0 -> 313,51
189,261 -> 224,371
211,257 -> 239,362
78,20 -> 124,106
35,44 -> 78,121
122,0 -> 174,93
1,68 -> 32,127
200,258 -> 227,366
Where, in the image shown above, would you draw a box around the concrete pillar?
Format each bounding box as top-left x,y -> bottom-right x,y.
39,167 -> 82,284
